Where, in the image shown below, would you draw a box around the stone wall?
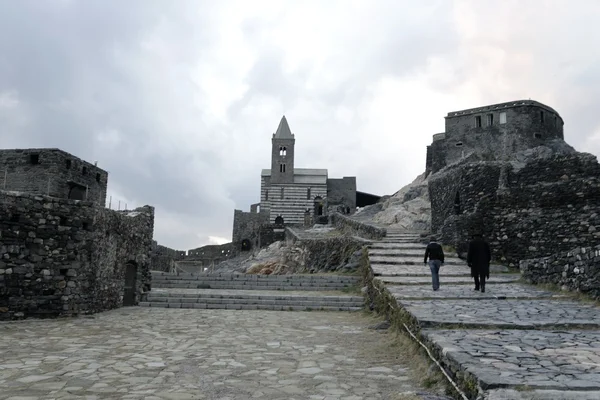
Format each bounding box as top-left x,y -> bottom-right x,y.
259,224 -> 286,248
433,153 -> 600,266
0,191 -> 154,320
327,177 -> 357,213
232,209 -> 268,250
187,242 -> 236,265
0,148 -> 108,205
150,241 -> 186,272
520,245 -> 600,300
330,212 -> 386,240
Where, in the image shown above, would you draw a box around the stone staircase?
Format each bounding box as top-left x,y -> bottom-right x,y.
141,272 -> 364,311
368,227 -> 600,399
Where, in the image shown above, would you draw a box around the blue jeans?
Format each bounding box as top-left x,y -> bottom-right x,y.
428,260 -> 442,290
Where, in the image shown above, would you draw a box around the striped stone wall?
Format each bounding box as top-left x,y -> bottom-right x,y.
260,181 -> 327,224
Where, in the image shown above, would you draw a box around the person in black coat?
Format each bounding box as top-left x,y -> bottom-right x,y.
467,233 -> 491,292
424,237 -> 445,291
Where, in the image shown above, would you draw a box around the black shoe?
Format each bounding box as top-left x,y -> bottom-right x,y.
474,287 -> 480,291
481,287 -> 485,293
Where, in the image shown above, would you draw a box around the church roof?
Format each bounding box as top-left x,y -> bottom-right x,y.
274,115 -> 293,138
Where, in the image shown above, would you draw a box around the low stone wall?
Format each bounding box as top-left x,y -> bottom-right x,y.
0,191 -> 154,320
286,227 -> 370,273
330,212 -> 386,240
521,245 -> 600,300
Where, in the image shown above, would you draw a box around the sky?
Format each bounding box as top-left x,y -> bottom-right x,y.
1,0 -> 599,250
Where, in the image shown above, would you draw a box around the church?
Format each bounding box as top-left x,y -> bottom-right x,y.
232,116 -> 379,250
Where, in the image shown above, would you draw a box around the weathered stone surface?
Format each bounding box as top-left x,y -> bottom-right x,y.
387,283 -> 564,300
330,212 -> 386,240
371,264 -> 471,276
378,274 -> 520,285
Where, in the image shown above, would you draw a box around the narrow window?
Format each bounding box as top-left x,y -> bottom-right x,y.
282,164 -> 286,173
455,142 -> 463,147
282,146 -> 287,156
499,112 -> 507,124
307,187 -> 311,200
82,166 -> 87,175
96,173 -> 101,183
279,164 -> 283,173
540,111 -> 545,124
65,159 -> 72,169
534,133 -> 542,139
487,114 -> 494,126
265,190 -> 268,200
280,187 -> 284,199
29,154 -> 40,164
554,115 -> 557,127
475,116 -> 482,128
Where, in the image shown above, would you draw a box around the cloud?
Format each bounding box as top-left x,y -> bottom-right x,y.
1,0 -> 599,250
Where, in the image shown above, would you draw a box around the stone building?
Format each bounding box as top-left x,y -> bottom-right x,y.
0,148 -> 108,205
426,100 -> 564,175
427,99 -> 600,267
0,148 -> 154,320
232,116 -> 369,251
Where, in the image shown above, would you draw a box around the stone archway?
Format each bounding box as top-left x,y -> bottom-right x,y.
123,261 -> 137,306
274,215 -> 284,225
68,186 -> 86,200
241,239 -> 252,252
314,196 -> 324,216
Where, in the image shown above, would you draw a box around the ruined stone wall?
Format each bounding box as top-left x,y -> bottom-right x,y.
187,242 -> 236,265
258,224 -> 286,248
521,245 -> 600,300
327,177 -> 357,213
150,241 -> 186,272
0,191 -> 154,320
0,148 -> 108,205
433,154 -> 600,267
232,209 -> 268,250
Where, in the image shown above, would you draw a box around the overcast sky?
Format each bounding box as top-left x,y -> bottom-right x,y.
1,0 -> 599,250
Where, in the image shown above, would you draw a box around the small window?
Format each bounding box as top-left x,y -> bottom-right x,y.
499,112 -> 507,124
475,116 -> 482,128
280,187 -> 284,199
10,213 -> 20,222
29,154 -> 40,164
487,114 -> 494,126
65,159 -> 72,169
534,133 -> 542,139
307,187 -> 311,200
455,142 -> 463,147
96,173 -> 101,183
540,111 -> 545,124
265,190 -> 269,201
280,164 -> 286,173
82,166 -> 87,175
554,115 -> 557,127
60,216 -> 67,225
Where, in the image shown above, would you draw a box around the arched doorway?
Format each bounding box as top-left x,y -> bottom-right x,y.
241,239 -> 252,252
274,215 -> 284,225
314,196 -> 324,216
123,261 -> 137,306
68,186 -> 86,200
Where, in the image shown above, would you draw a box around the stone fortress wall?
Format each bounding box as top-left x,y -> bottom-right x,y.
427,99 -> 600,268
0,191 -> 154,320
150,241 -> 186,272
427,100 -> 565,175
0,148 -> 108,205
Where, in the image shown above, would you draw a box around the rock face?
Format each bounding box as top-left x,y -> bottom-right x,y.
0,191 -> 154,320
354,173 -> 431,232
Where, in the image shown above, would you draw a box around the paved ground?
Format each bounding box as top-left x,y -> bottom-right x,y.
0,308 -> 448,400
387,283 -> 565,300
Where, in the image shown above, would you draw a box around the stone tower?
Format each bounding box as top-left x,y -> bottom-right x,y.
270,116 -> 295,184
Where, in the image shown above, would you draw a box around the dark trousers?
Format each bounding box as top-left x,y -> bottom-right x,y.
474,274 -> 486,291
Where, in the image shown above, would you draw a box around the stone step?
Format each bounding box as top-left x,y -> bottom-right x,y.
368,249 -> 441,257
152,277 -> 358,286
145,297 -> 363,307
151,273 -> 359,284
139,302 -> 362,311
378,274 -> 521,285
153,283 -> 354,291
368,243 -> 424,250
370,264 -> 472,277
368,256 -> 463,265
147,289 -> 363,302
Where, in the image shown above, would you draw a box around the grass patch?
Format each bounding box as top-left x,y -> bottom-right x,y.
340,284 -> 362,294
442,245 -> 456,254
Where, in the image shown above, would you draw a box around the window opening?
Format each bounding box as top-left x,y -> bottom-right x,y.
265,190 -> 268,200
307,187 -> 311,199
499,112 -> 507,124
65,159 -> 72,169
454,191 -> 461,215
534,133 -> 542,139
487,114 -> 494,126
455,142 -> 463,147
29,154 -> 40,164
540,111 -> 545,124
82,166 -> 87,175
96,173 -> 101,183
475,116 -> 482,128
280,187 -> 284,199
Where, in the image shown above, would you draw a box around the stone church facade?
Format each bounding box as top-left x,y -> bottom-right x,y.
232,116 -> 361,250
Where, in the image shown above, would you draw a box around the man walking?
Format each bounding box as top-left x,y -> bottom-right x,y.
423,236 -> 445,291
467,233 -> 491,292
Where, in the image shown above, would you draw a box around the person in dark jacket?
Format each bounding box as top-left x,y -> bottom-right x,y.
423,237 -> 445,291
467,233 -> 491,292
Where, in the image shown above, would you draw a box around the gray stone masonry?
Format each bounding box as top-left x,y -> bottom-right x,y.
150,241 -> 186,272
330,212 -> 386,240
0,190 -> 154,320
0,148 -> 108,205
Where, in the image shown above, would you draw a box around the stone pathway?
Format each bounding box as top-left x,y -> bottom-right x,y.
0,308 -> 448,400
368,227 -> 600,399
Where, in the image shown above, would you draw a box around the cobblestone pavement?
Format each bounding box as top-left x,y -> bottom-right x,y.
423,330 -> 600,391
372,265 -> 472,276
400,299 -> 600,329
0,308 -> 449,400
379,274 -> 521,285
387,283 -> 565,300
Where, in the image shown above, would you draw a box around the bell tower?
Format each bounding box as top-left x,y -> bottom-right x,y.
271,115 -> 295,184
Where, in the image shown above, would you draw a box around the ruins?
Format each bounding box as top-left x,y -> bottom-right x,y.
0,148 -> 155,320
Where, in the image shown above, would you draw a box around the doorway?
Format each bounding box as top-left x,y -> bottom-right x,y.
123,262 -> 137,306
